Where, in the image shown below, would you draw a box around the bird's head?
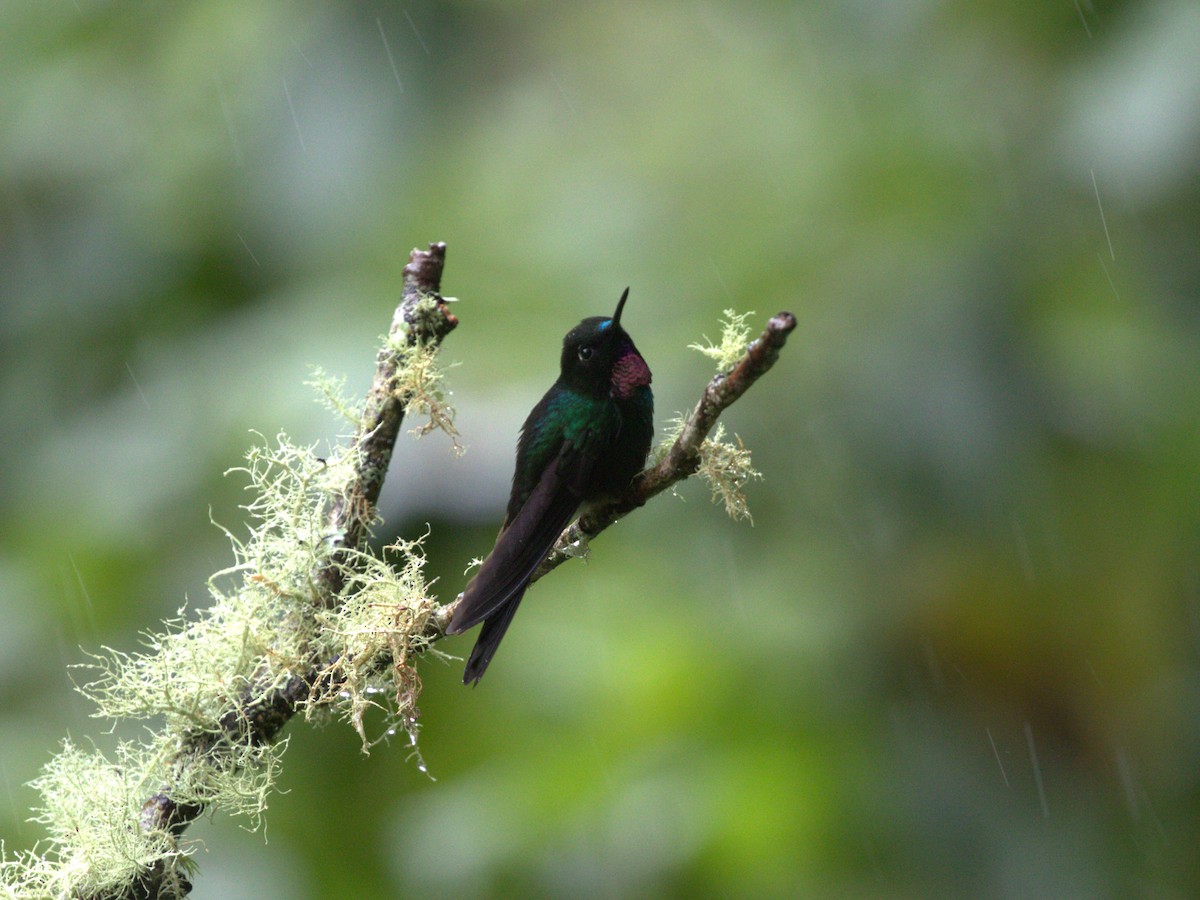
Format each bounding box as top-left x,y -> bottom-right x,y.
560,288 -> 652,400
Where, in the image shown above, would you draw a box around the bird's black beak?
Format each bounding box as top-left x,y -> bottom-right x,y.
612,287 -> 630,328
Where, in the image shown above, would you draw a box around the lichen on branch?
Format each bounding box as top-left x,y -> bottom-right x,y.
1,243 -> 459,900
1,246 -> 796,900
394,332 -> 462,449
688,308 -> 756,373
308,536 -> 446,762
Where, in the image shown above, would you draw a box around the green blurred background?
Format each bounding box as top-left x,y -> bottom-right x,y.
3,1 -> 1199,896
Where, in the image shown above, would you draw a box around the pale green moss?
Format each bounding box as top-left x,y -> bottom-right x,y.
307,366 -> 365,427
650,413 -> 689,466
4,322 -> 461,894
81,433 -> 350,732
0,740 -> 188,899
386,293 -> 462,452
308,537 -> 446,760
688,308 -> 756,373
391,293 -> 455,345
652,416 -> 761,522
697,423 -> 762,523
394,334 -> 461,451
654,306 -> 766,522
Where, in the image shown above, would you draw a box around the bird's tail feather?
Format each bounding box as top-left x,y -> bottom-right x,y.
463,591 -> 525,685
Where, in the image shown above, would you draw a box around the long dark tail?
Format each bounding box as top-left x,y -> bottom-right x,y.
462,590 -> 525,685
449,444 -> 589,683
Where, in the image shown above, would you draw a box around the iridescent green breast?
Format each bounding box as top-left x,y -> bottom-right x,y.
529,390 -> 614,459
509,387 -> 615,519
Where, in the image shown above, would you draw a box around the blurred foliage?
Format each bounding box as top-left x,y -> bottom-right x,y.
2,0 -> 1199,896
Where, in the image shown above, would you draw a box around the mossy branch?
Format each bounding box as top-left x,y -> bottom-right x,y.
0,244 -> 457,900
314,243 -> 459,601
1,243 -> 796,899
130,244 -> 457,896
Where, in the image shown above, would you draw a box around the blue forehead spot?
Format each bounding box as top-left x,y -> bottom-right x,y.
598,319 -> 612,331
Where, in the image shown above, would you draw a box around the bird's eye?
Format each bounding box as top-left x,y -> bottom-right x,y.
578,346 -> 594,361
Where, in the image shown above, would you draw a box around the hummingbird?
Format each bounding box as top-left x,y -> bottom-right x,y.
447,288 -> 654,684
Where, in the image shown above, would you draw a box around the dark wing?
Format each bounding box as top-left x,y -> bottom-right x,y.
447,441 -> 591,635
503,384 -> 566,526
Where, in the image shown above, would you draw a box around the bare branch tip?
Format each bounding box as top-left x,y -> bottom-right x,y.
771,311 -> 797,334
400,241 -> 458,335
404,241 -> 446,271
402,242 -> 448,296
